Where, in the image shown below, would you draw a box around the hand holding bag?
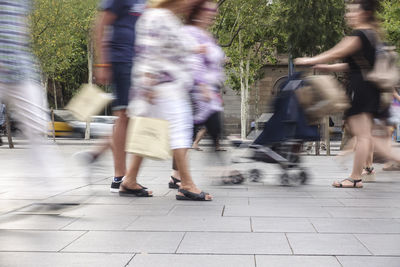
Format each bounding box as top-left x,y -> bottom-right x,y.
66,84 -> 113,121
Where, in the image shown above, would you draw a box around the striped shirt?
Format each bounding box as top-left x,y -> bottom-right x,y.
0,0 -> 39,84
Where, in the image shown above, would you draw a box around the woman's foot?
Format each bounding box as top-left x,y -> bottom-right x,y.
192,145 -> 203,151
383,162 -> 400,171
119,182 -> 153,197
361,166 -> 376,182
332,178 -> 363,188
176,185 -> 212,201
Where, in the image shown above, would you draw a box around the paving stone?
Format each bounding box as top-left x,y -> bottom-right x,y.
256,255 -> 341,267
252,217 -> 316,233
177,232 -> 291,254
128,254 -> 255,267
337,256 -> 400,267
63,231 -> 184,253
224,205 -> 331,218
63,215 -> 138,230
249,198 -> 342,207
168,205 -> 224,217
355,234 -> 400,255
129,196 -> 248,206
311,218 -> 400,234
0,214 -> 76,230
326,207 -> 400,219
126,216 -> 251,232
61,204 -> 173,216
1,141 -> 400,264
0,200 -> 36,214
338,198 -> 400,208
0,252 -> 133,267
287,233 -> 371,255
84,196 -> 134,205
0,230 -> 85,251
38,195 -> 95,204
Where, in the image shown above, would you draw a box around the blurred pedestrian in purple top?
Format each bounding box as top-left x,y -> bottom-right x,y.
169,1 -> 226,188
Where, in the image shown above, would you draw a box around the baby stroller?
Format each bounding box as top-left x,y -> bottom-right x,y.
226,73 -> 320,185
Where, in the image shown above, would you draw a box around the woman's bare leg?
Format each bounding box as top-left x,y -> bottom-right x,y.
333,113 -> 373,187
121,155 -> 152,194
174,148 -> 212,200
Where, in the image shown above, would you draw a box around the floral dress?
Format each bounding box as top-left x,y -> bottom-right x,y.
131,8 -> 194,149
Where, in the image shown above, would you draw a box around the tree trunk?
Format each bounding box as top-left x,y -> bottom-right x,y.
52,79 -> 58,110
87,39 -> 93,85
57,81 -> 64,108
240,58 -> 246,140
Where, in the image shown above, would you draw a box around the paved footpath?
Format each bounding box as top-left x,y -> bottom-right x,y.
0,140 -> 400,267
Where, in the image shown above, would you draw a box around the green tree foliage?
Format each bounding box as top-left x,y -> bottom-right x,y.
272,0 -> 346,57
215,0 -> 277,91
380,0 -> 400,53
31,0 -> 99,107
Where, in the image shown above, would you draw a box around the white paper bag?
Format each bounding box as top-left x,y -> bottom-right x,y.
125,116 -> 172,160
66,84 -> 113,121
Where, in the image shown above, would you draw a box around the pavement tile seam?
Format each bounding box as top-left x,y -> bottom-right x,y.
123,216 -> 142,231
307,219 -> 320,233
58,230 -> 90,252
333,256 -> 343,266
284,233 -> 294,255
174,232 -> 187,254
60,216 -> 83,230
352,234 -> 374,255
124,254 -> 137,267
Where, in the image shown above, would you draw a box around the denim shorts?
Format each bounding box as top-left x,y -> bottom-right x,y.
111,62 -> 132,111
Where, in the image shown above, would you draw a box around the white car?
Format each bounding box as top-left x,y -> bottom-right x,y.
69,116 -> 117,138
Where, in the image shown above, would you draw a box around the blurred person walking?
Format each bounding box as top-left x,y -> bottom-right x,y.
0,0 -> 63,177
170,0 -> 226,188
296,0 -> 400,188
93,0 -> 146,192
121,0 -> 212,201
0,102 -> 5,146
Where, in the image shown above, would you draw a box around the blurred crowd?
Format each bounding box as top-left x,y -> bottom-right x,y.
0,0 -> 399,200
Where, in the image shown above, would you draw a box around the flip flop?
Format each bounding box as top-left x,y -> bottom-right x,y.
332,178 -> 363,188
168,176 -> 181,189
176,189 -> 212,201
119,184 -> 153,197
192,147 -> 203,151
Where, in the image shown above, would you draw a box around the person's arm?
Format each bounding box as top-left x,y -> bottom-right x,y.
93,11 -> 117,66
393,90 -> 400,102
92,4 -> 117,85
295,36 -> 362,65
313,63 -> 349,72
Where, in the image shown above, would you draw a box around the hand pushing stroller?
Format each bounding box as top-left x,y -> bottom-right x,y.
226,73 -> 320,185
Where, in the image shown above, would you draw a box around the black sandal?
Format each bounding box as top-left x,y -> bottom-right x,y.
176,189 -> 212,201
168,176 -> 181,189
119,184 -> 153,197
333,178 -> 363,188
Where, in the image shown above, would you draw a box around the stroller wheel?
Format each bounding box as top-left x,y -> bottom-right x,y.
249,169 -> 262,182
280,173 -> 290,186
222,171 -> 245,184
299,171 -> 308,184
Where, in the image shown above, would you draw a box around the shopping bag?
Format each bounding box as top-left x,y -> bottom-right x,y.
297,75 -> 350,123
125,116 -> 172,160
66,84 -> 113,121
